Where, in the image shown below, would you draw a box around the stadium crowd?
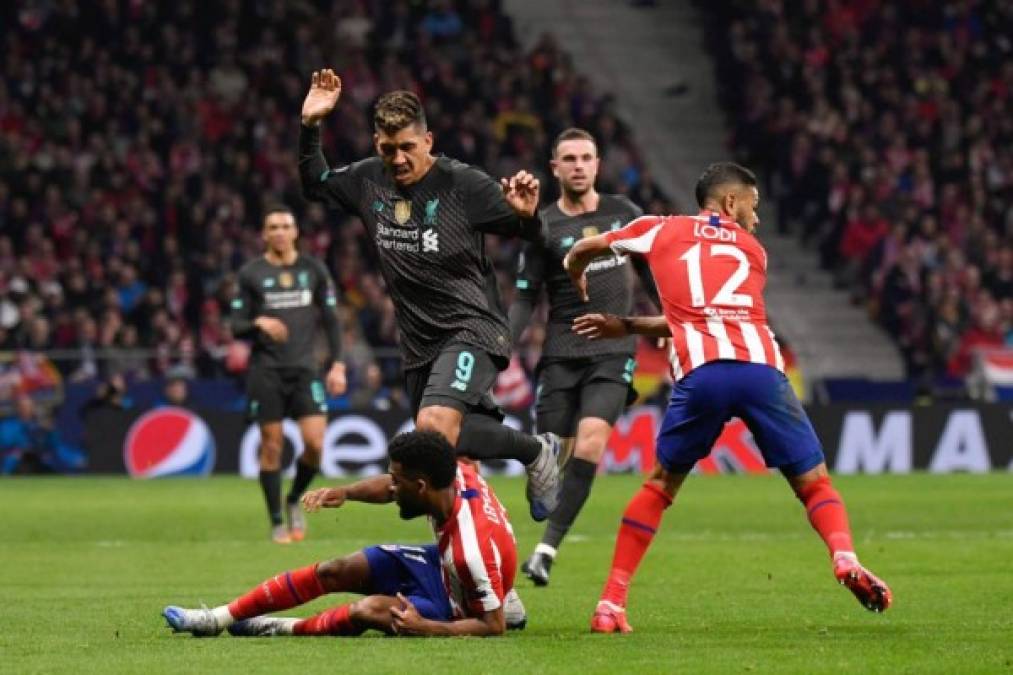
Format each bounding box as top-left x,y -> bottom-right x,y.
0,0 -> 670,405
701,0 -> 1013,381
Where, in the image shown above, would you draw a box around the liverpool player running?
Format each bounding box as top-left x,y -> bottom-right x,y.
564,162 -> 892,633
231,206 -> 346,543
298,70 -> 561,520
511,129 -> 657,586
163,431 -> 523,638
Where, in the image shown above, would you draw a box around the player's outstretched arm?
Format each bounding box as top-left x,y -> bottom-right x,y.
298,69 -> 361,211
391,593 -> 506,637
573,313 -> 671,340
302,474 -> 394,512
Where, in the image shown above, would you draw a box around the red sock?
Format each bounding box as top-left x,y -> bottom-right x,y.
795,476 -> 854,557
600,482 -> 673,607
293,604 -> 364,636
227,563 -> 326,620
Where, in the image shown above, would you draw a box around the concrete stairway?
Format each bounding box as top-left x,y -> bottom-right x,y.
502,0 -> 905,390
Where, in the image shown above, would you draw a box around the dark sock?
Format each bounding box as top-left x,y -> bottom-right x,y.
259,469 -> 283,526
286,459 -> 319,505
543,458 -> 597,549
457,413 -> 542,465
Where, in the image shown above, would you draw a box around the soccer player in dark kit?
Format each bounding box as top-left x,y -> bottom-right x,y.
298,69 -> 562,521
231,205 -> 347,543
511,129 -> 658,586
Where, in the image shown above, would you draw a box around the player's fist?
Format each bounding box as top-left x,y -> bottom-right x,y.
326,362 -> 347,396
301,487 -> 347,512
572,313 -> 626,340
254,316 -> 289,342
500,170 -> 540,218
302,69 -> 342,127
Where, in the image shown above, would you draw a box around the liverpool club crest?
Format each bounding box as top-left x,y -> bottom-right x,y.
394,200 -> 412,225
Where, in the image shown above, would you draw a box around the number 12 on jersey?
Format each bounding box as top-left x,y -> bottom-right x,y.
679,242 -> 753,308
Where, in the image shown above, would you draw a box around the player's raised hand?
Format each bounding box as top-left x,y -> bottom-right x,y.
500,170 -> 540,218
254,316 -> 288,342
326,362 -> 347,396
301,69 -> 342,127
301,486 -> 347,512
391,593 -> 424,635
573,313 -> 626,340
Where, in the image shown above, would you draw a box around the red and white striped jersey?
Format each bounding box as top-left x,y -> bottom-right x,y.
604,211 -> 784,380
431,462 -> 517,618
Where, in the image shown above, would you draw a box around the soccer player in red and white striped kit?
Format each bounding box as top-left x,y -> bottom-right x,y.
163,430 -> 524,638
564,162 -> 892,633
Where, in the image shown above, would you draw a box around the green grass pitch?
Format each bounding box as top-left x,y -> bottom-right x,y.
3,473 -> 1012,674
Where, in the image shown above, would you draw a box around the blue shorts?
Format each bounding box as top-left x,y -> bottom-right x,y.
656,361 -> 824,476
363,544 -> 452,621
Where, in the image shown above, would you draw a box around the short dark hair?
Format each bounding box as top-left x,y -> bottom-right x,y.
694,162 -> 757,208
374,91 -> 426,134
263,204 -> 294,222
387,430 -> 457,489
552,128 -> 597,157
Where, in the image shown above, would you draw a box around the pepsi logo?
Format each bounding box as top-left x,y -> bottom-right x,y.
123,407 -> 216,478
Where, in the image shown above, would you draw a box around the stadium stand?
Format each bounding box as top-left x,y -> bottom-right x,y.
699,0 -> 1013,383
0,0 -> 671,408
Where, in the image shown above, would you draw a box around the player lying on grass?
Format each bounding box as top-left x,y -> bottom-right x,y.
163,430 -> 525,638
563,162 -> 892,634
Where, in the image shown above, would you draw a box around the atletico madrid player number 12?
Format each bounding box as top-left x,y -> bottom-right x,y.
563,162 -> 892,634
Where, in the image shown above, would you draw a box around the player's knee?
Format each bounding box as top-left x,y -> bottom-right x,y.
314,558 -> 347,591
573,436 -> 606,463
259,443 -> 283,470
415,408 -> 459,445
259,427 -> 284,455
574,419 -> 611,463
647,464 -> 685,498
787,463 -> 832,500
300,444 -> 322,467
348,596 -> 391,629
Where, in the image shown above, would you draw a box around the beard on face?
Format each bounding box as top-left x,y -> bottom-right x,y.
397,497 -> 426,520
563,182 -> 590,199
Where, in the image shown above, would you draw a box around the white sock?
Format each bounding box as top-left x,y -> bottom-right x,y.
275,618 -> 298,635
212,605 -> 235,627
534,543 -> 557,559
833,551 -> 858,564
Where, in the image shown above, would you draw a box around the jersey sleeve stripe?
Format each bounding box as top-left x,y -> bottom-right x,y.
606,217 -> 663,255
739,321 -> 768,364
706,317 -> 737,360
454,487 -> 503,613
683,322 -> 706,369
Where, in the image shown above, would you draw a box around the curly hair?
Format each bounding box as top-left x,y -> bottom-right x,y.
373,90 -> 427,134
387,430 -> 457,489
